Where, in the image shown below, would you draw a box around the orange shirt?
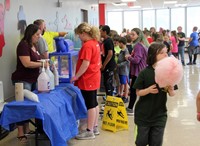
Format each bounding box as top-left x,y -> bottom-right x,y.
75,39 -> 101,90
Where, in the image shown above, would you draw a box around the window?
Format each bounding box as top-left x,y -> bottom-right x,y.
156,9 -> 170,31
106,6 -> 200,37
107,11 -> 123,34
124,11 -> 140,31
187,6 -> 200,37
143,10 -> 155,30
171,8 -> 185,32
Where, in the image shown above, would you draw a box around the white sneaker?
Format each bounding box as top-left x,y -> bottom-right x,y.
126,107 -> 134,116
101,105 -> 105,111
76,130 -> 95,140
93,126 -> 100,135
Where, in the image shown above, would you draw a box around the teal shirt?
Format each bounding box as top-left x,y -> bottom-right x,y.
133,66 -> 167,127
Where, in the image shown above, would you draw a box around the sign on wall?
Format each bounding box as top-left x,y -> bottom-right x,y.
0,0 -> 10,57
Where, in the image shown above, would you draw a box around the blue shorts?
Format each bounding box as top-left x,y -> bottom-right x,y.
119,75 -> 129,84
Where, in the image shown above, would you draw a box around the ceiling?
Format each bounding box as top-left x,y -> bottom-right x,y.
98,0 -> 200,10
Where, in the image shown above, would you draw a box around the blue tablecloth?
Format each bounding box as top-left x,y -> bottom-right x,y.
0,84 -> 87,146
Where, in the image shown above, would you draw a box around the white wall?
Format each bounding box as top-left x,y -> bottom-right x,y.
0,0 -> 99,99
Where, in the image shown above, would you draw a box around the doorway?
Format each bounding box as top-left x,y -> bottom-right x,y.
81,9 -> 88,23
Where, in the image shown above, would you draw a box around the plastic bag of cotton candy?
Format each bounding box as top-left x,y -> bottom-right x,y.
24,89 -> 40,102
155,56 -> 183,88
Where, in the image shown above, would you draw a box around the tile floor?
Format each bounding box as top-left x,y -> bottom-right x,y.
1,56 -> 200,146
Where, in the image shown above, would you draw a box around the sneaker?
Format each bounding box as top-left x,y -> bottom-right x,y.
102,96 -> 106,101
101,100 -> 106,105
101,105 -> 105,111
76,130 -> 95,140
126,107 -> 134,116
25,130 -> 35,136
122,97 -> 128,103
115,94 -> 121,98
93,126 -> 100,135
187,62 -> 192,65
17,135 -> 28,144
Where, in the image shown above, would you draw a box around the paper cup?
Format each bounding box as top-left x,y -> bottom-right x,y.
15,83 -> 24,101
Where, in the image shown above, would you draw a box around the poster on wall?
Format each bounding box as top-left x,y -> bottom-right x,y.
48,11 -> 59,31
62,14 -> 72,30
17,5 -> 27,39
0,0 -> 10,57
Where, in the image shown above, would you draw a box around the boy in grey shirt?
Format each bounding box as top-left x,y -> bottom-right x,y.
117,37 -> 130,103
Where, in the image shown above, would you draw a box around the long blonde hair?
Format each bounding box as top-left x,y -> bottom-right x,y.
74,22 -> 100,41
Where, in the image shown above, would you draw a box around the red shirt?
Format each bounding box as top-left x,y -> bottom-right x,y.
147,37 -> 153,44
75,39 -> 101,90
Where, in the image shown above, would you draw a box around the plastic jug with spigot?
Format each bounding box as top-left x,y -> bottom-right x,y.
45,59 -> 55,90
37,59 -> 50,92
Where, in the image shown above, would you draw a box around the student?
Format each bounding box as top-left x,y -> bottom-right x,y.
100,25 -> 116,96
117,37 -> 130,103
126,34 -> 133,54
150,27 -> 156,37
187,26 -> 199,65
120,28 -> 127,37
112,34 -> 121,96
163,35 -> 172,56
170,30 -> 178,58
143,30 -> 153,44
133,43 -> 175,146
177,26 -> 186,66
125,28 -> 149,115
70,22 -> 101,140
125,34 -> 133,88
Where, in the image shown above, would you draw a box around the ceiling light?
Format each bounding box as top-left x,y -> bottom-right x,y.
121,0 -> 136,2
164,1 -> 177,4
112,2 -> 127,6
175,4 -> 187,7
129,6 -> 141,9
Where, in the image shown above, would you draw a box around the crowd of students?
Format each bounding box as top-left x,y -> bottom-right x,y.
12,20 -> 200,146
71,23 -> 177,146
70,23 -> 200,145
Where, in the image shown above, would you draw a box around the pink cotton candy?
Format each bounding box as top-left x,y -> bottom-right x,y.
155,56 -> 183,88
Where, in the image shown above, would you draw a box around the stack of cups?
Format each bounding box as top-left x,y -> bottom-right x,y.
15,83 -> 24,101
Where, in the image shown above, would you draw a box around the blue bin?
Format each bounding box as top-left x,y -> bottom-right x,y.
54,37 -> 74,52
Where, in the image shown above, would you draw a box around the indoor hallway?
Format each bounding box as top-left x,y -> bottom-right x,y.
1,56 -> 200,146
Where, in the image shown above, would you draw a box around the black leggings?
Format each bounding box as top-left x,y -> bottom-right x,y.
103,69 -> 114,96
128,76 -> 137,109
188,54 -> 197,63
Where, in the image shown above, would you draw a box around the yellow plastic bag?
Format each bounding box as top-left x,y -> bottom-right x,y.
102,96 -> 129,132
